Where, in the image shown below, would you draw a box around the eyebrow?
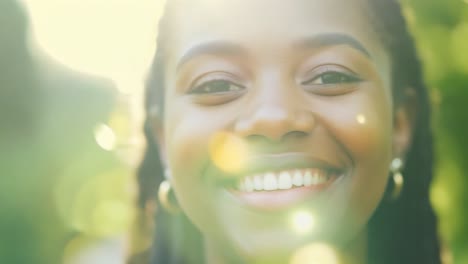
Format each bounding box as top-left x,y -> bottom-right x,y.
295,33 -> 372,58
176,33 -> 371,71
176,42 -> 247,71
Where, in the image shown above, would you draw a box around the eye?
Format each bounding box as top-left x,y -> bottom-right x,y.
302,71 -> 362,86
301,67 -> 363,96
190,79 -> 245,94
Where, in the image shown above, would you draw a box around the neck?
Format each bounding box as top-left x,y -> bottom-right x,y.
204,230 -> 368,264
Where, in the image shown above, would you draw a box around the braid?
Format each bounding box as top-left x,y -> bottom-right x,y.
367,1 -> 440,264
137,6 -> 204,262
137,1 -> 441,263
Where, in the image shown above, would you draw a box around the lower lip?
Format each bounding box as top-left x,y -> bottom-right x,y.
226,175 -> 342,211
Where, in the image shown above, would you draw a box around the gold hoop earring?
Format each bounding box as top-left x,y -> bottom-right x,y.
158,180 -> 181,214
390,158 -> 404,200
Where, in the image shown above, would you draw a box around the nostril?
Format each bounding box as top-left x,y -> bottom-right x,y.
283,130 -> 308,139
234,108 -> 315,141
246,130 -> 308,144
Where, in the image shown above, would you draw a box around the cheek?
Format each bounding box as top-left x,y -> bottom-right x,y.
321,84 -> 393,222
164,103 -> 235,235
164,91 -> 213,174
165,107 -> 211,200
332,97 -> 392,161
165,102 -> 238,173
320,87 -> 393,161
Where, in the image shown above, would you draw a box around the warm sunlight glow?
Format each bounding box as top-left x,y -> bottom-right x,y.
24,0 -> 166,95
291,210 -> 315,234
290,243 -> 340,264
210,132 -> 249,174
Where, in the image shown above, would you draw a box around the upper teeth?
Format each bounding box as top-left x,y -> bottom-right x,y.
237,168 -> 329,192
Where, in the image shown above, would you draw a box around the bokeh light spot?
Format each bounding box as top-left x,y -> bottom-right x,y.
290,243 -> 340,264
60,168 -> 135,238
210,132 -> 249,174
94,123 -> 117,151
291,210 -> 315,234
356,114 -> 367,125
91,200 -> 134,237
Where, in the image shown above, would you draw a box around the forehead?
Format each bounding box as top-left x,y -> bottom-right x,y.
170,0 -> 371,28
167,0 -> 381,48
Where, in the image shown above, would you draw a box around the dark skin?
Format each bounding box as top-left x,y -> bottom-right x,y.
152,0 -> 415,263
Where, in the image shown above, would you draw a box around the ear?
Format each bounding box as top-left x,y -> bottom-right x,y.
393,88 -> 417,160
148,106 -> 168,169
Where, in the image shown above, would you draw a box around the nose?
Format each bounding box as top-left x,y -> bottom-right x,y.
234,98 -> 315,142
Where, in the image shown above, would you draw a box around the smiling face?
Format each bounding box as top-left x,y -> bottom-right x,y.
154,0 -> 411,262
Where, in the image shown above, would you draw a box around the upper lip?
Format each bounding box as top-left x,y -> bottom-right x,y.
209,152 -> 345,183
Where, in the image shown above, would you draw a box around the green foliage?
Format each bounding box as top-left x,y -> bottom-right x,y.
404,0 -> 468,262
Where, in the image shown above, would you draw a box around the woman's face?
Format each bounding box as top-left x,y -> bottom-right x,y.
156,0 -> 410,261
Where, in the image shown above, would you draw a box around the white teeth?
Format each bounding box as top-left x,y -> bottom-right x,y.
236,168 -> 332,192
244,177 -> 254,192
320,171 -> 328,183
253,175 -> 263,191
264,173 -> 278,191
313,169 -> 328,184
293,170 -> 303,187
303,170 -> 313,186
278,171 -> 292,190
311,169 -> 319,185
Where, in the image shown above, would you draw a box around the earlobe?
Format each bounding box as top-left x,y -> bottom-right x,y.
149,105 -> 168,167
393,88 -> 418,159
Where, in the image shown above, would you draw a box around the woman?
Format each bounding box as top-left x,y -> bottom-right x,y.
137,0 -> 441,263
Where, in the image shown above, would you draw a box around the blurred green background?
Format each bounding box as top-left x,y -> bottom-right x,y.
403,0 -> 468,263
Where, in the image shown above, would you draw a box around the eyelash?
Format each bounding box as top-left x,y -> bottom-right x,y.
301,70 -> 362,86
187,67 -> 362,96
189,78 -> 245,94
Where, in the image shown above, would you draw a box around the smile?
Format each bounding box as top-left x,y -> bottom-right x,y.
213,153 -> 346,210
237,168 -> 331,192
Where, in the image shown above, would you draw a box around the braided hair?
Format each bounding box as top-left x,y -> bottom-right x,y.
136,1 -> 441,263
